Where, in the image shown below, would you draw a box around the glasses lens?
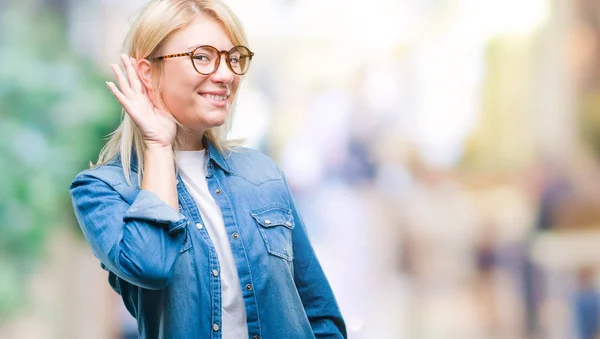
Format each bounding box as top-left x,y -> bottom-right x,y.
228,46 -> 252,75
192,46 -> 219,74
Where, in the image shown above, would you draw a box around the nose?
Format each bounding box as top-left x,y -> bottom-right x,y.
210,54 -> 234,84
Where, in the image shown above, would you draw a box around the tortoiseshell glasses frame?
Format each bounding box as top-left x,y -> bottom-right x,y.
150,45 -> 254,76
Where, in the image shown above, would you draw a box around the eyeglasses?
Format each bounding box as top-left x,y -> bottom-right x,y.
150,45 -> 254,76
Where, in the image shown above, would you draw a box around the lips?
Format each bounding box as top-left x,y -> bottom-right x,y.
198,90 -> 230,108
200,93 -> 228,101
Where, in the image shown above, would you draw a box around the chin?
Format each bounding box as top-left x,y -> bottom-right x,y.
204,114 -> 228,128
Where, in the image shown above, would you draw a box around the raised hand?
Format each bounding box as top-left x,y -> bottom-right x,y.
106,54 -> 177,149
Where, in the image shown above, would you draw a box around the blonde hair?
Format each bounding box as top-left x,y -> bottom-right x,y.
96,0 -> 248,185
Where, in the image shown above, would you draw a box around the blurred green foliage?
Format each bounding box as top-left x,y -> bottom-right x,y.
0,4 -> 120,319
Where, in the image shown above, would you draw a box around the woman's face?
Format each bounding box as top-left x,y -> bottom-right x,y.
157,13 -> 241,136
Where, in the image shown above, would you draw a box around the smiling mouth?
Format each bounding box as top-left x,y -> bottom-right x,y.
200,93 -> 228,101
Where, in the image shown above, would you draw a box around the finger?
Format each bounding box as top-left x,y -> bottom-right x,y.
106,81 -> 133,116
108,81 -> 145,127
111,63 -> 133,97
122,55 -> 142,92
130,57 -> 143,92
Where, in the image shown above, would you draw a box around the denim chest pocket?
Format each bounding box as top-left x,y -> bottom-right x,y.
250,206 -> 295,261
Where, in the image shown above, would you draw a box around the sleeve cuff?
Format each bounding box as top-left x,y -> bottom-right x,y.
123,190 -> 187,234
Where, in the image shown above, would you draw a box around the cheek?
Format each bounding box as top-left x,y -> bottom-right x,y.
160,75 -> 204,111
161,87 -> 184,115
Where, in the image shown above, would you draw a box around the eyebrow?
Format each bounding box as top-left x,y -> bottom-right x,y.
186,44 -> 235,51
186,44 -> 204,51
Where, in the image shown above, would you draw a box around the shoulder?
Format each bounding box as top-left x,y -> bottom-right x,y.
226,146 -> 281,171
70,158 -> 142,206
224,147 -> 285,184
226,146 -> 279,166
71,157 -> 137,190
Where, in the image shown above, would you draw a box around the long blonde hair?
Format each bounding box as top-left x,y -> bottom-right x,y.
96,0 -> 248,186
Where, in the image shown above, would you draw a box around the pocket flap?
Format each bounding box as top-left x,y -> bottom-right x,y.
250,206 -> 295,229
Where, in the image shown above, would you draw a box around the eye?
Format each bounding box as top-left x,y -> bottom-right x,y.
229,57 -> 240,64
192,54 -> 211,62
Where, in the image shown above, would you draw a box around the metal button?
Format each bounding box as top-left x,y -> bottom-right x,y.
215,189 -> 222,194
264,219 -> 271,225
232,232 -> 239,239
212,269 -> 219,277
246,284 -> 253,291
213,324 -> 219,331
195,223 -> 203,230
253,336 -> 260,339
285,221 -> 292,227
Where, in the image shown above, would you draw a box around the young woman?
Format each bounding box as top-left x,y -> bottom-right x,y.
69,1 -> 347,338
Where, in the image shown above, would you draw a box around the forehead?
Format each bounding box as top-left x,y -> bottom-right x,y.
163,13 -> 234,52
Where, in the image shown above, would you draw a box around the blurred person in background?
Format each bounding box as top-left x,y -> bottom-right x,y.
524,159 -> 572,338
573,267 -> 600,339
68,0 -> 346,338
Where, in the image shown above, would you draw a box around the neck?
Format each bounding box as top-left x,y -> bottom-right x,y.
176,129 -> 206,151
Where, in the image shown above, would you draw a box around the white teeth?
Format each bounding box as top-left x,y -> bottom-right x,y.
202,94 -> 227,101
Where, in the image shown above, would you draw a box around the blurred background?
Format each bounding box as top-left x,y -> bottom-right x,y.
3,0 -> 600,338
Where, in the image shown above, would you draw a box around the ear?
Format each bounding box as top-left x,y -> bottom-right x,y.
137,58 -> 154,91
136,58 -> 164,109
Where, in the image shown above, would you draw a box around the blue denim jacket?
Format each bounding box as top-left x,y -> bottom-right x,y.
69,141 -> 347,339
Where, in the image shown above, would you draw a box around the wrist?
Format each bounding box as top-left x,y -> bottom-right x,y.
143,144 -> 175,164
144,143 -> 173,152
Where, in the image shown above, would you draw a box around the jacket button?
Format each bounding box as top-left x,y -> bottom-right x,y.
264,219 -> 271,225
212,269 -> 219,277
213,324 -> 219,331
215,189 -> 222,194
246,284 -> 253,291
253,336 -> 260,339
232,232 -> 239,239
195,223 -> 203,230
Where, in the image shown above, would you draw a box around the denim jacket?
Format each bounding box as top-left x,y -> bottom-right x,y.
69,141 -> 347,339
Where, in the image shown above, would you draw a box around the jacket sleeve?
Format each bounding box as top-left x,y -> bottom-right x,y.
69,173 -> 188,290
283,176 -> 348,338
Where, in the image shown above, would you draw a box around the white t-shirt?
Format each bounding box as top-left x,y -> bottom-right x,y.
176,150 -> 248,339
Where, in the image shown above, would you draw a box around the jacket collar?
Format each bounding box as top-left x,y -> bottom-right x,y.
203,137 -> 231,174
122,137 -> 231,174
